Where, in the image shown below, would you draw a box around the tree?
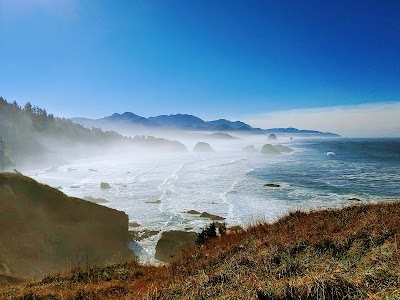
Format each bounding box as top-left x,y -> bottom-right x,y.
24,102 -> 33,115
0,136 -> 7,170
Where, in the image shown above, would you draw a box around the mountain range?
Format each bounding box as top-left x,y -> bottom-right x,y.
71,113 -> 340,137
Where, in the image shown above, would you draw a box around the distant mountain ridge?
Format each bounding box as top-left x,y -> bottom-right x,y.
71,113 -> 340,137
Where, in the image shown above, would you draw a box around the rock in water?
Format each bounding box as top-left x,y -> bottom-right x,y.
242,145 -> 258,153
348,198 -> 362,202
129,221 -> 141,228
267,133 -> 277,140
100,182 -> 111,189
273,145 -> 294,153
200,212 -> 226,221
264,183 -> 281,188
261,144 -> 281,154
186,210 -> 201,215
155,231 -> 197,263
193,142 -> 215,152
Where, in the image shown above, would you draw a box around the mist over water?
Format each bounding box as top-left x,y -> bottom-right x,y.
22,133 -> 400,262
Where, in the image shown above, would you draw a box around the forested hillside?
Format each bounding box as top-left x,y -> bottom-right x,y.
0,97 -> 186,169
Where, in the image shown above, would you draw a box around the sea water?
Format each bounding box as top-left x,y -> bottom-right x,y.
24,138 -> 400,262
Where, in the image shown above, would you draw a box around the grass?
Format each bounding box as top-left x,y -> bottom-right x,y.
2,201 -> 400,299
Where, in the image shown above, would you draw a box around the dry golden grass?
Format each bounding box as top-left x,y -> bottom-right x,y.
2,201 -> 400,299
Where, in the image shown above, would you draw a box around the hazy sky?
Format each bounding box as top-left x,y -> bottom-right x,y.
0,0 -> 399,135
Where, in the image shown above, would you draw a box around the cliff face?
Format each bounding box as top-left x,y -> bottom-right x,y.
0,173 -> 134,279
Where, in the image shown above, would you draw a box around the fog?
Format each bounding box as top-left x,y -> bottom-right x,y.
17,121 -> 399,263
241,102 -> 400,138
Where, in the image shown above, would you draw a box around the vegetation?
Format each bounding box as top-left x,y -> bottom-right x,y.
196,222 -> 226,246
2,200 -> 400,299
0,136 -> 12,170
0,97 -> 187,167
0,97 -> 122,166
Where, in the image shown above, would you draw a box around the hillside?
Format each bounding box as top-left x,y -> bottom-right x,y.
2,200 -> 399,299
0,173 -> 134,280
0,97 -> 187,169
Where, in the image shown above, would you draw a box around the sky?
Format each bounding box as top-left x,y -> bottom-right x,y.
0,0 -> 399,136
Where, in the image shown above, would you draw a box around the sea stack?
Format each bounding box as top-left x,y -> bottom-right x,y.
261,144 -> 281,154
193,142 -> 214,152
267,133 -> 277,141
273,145 -> 294,153
242,145 -> 258,153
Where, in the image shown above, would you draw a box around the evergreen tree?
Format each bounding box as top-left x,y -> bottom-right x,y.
0,136 -> 6,170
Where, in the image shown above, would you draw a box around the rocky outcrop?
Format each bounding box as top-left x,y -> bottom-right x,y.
200,212 -> 225,221
267,133 -> 277,140
193,142 -> 214,152
100,182 -> 111,189
261,144 -> 281,154
348,198 -> 362,202
186,210 -> 201,215
242,145 -> 258,153
155,231 -> 197,263
264,183 -> 281,188
273,145 -> 294,153
0,173 -> 133,279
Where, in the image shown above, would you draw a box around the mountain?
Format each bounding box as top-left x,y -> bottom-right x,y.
149,114 -> 206,128
206,119 -> 252,130
265,127 -> 340,137
71,113 -> 340,136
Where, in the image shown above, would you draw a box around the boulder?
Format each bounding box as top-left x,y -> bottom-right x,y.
261,144 -> 281,155
267,133 -> 277,140
100,182 -> 111,189
200,212 -> 226,221
186,210 -> 201,215
155,231 -> 197,263
273,145 -> 294,153
348,198 -> 362,202
193,142 -> 214,153
131,230 -> 160,241
129,221 -> 141,228
242,145 -> 258,153
264,183 -> 281,188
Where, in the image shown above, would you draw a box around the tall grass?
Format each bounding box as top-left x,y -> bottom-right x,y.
2,201 -> 400,299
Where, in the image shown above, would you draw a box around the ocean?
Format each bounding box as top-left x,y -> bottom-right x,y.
24,137 -> 400,262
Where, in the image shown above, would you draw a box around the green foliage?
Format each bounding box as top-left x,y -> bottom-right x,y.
196,223 -> 218,246
0,136 -> 12,170
0,96 -> 122,161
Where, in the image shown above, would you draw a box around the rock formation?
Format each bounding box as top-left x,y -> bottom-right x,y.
273,145 -> 294,153
0,173 -> 133,279
242,145 -> 258,153
193,142 -> 214,152
261,144 -> 281,154
155,231 -> 197,263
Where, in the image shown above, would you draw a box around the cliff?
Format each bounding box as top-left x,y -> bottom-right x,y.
0,173 -> 134,279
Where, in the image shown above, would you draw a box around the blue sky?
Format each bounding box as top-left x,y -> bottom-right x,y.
0,0 -> 399,124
